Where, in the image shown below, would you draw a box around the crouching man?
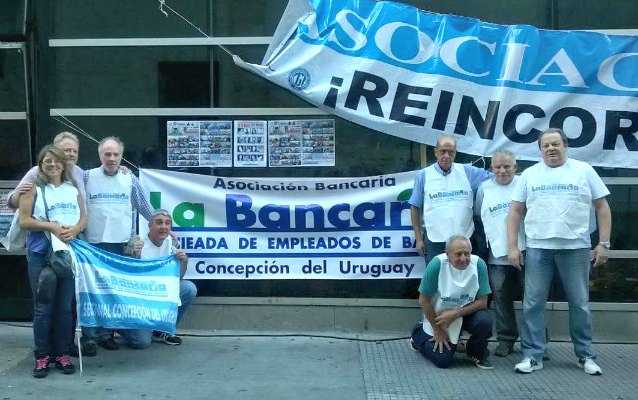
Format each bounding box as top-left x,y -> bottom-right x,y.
125,209 -> 198,345
409,235 -> 493,369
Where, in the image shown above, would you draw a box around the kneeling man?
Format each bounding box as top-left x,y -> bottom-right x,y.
125,209 -> 198,346
410,235 -> 493,369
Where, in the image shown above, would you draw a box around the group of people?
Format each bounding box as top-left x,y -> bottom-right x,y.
9,127 -> 612,378
9,132 -> 197,378
408,129 -> 611,375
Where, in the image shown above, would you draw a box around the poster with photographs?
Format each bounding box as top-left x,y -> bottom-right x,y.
234,121 -> 267,167
268,119 -> 335,167
167,121 -> 232,168
0,187 -> 14,241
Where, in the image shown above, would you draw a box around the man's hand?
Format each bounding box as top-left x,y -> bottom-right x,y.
132,235 -> 144,257
429,327 -> 451,353
508,248 -> 524,270
591,245 -> 609,267
434,309 -> 459,329
175,249 -> 187,262
120,166 -> 129,174
18,182 -> 34,195
416,239 -> 425,257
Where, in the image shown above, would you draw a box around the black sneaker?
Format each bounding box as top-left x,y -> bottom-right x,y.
82,340 -> 97,357
468,354 -> 494,370
32,355 -> 50,378
54,354 -> 76,375
98,337 -> 120,350
152,331 -> 182,345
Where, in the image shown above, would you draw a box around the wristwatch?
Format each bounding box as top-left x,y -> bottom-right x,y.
598,241 -> 611,249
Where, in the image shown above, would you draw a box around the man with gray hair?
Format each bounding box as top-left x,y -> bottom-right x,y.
8,131 -> 85,208
409,235 -> 493,369
475,150 -> 526,357
409,134 -> 492,266
508,128 -> 611,375
81,136 -> 154,355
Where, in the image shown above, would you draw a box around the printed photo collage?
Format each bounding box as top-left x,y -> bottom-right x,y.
166,119 -> 335,168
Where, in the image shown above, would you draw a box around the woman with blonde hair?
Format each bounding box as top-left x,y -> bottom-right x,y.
19,145 -> 86,378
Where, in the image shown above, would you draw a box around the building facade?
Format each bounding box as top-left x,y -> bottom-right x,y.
1,0 -> 637,320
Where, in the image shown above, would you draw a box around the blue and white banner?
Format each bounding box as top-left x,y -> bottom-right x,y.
236,0 -> 638,168
140,169 -> 423,280
71,240 -> 181,334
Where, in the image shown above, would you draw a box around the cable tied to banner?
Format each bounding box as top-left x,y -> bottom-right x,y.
51,109 -> 140,171
158,0 -> 235,59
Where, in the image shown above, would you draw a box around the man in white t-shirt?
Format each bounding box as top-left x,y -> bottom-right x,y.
409,135 -> 492,266
82,137 -> 154,355
507,128 -> 611,376
409,235 -> 493,369
125,209 -> 198,346
475,150 -> 526,357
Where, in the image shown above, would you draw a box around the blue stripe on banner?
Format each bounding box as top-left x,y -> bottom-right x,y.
186,252 -> 417,258
71,239 -> 180,277
78,292 -> 177,334
172,226 -> 413,232
302,0 -> 638,97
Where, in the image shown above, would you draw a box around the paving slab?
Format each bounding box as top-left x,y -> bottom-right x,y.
1,323 -> 637,400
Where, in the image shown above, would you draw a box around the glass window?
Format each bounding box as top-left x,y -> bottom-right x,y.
398,0 -> 551,27
214,46 -> 309,108
607,185 -> 638,250
211,0 -> 289,37
52,46 -> 308,109
0,47 -> 26,112
52,1 -> 210,38
589,259 -> 638,302
0,121 -> 31,180
556,0 -> 638,30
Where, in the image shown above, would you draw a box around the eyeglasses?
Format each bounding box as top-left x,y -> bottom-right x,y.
41,159 -> 62,165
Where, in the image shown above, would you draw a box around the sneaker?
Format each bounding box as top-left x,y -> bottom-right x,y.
32,355 -> 50,378
514,357 -> 543,373
468,354 -> 494,370
579,357 -> 602,375
408,339 -> 419,353
54,354 -> 76,375
494,342 -> 514,357
81,340 -> 97,357
98,337 -> 119,350
152,331 -> 182,345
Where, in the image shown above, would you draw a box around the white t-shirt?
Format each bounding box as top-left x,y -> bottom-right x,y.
511,159 -> 609,249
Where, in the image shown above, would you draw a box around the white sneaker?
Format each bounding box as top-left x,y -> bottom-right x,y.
579,357 -> 602,375
514,357 -> 543,373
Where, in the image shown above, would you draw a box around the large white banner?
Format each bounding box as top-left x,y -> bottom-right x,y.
235,0 -> 638,168
140,169 -> 423,280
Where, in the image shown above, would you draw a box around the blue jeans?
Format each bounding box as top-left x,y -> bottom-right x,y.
522,247 -> 594,361
489,264 -> 524,343
177,280 -> 197,325
27,250 -> 75,358
411,310 -> 493,368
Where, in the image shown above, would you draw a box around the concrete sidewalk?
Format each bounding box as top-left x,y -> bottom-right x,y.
1,323 -> 637,400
